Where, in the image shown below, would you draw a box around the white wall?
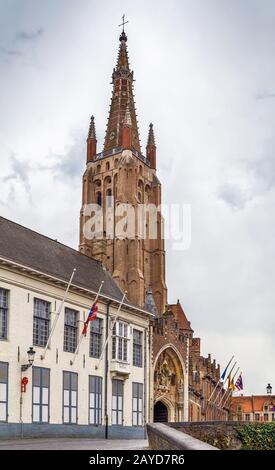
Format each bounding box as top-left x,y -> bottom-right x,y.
0,265 -> 150,427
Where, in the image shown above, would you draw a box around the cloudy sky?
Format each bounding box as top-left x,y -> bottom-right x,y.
1,0 -> 275,395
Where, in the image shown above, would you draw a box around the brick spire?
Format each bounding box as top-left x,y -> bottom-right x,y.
104,31 -> 141,152
146,123 -> 156,169
86,115 -> 97,162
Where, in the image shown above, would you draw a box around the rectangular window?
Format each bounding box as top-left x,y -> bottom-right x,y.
0,362 -> 8,422
264,413 -> 269,422
132,382 -> 143,426
245,413 -> 250,422
0,288 -> 8,340
112,322 -> 128,362
112,379 -> 123,425
90,318 -> 103,358
255,413 -> 260,421
89,376 -> 102,425
33,298 -> 51,347
272,413 -> 275,421
32,367 -> 50,423
133,329 -> 143,367
63,371 -> 78,424
64,308 -> 78,353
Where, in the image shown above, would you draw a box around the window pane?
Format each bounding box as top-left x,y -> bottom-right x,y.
71,374 -> 78,390
33,386 -> 40,403
118,396 -> 123,410
63,407 -> 69,423
63,372 -> 70,390
0,363 -> 8,382
0,403 -> 6,421
0,383 -> 7,401
133,412 -> 137,426
42,405 -> 48,422
71,407 -> 77,423
90,409 -> 94,424
32,368 -> 40,387
90,393 -> 95,408
42,387 -> 48,405
42,369 -> 50,387
112,396 -> 116,409
112,410 -> 116,424
133,397 -> 137,412
33,404 -> 40,422
64,390 -> 70,406
118,411 -> 123,424
71,391 -> 77,407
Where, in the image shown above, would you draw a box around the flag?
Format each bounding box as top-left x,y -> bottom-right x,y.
227,373 -> 232,389
221,356 -> 233,381
230,378 -> 235,391
235,374 -> 243,391
82,300 -> 98,336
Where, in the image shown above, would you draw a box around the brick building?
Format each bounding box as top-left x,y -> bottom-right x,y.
230,395 -> 275,422
151,302 -> 228,422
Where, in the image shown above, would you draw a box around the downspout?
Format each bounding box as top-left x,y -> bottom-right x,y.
104,301 -> 111,439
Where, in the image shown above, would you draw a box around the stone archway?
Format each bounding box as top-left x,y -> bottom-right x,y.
154,401 -> 168,422
153,346 -> 186,422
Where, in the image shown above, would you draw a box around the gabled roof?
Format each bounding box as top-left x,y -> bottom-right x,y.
0,216 -> 126,304
168,300 -> 194,332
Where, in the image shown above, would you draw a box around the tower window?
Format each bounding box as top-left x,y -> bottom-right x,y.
106,162 -> 110,171
97,164 -> 101,174
96,192 -> 102,207
106,189 -> 112,208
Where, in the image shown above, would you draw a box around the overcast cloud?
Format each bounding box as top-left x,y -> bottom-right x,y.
0,0 -> 275,395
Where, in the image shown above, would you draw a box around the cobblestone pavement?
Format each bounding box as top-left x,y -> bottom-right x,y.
0,438 -> 148,450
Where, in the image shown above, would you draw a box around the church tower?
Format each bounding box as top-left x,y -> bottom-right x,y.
79,27 -> 167,313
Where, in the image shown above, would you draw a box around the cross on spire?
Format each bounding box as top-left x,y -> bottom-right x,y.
119,14 -> 129,32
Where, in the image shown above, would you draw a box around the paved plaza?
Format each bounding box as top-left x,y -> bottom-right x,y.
0,438 -> 148,450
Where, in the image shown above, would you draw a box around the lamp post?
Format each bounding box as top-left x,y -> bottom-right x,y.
266,383 -> 272,395
21,347 -> 36,372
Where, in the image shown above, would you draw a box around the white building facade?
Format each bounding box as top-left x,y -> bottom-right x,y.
0,217 -> 152,439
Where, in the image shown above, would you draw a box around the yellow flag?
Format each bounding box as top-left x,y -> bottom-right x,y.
230,379 -> 235,391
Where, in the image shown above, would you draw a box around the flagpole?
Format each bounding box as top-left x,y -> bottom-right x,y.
208,355 -> 234,403
95,291 -> 127,370
70,281 -> 104,366
41,268 -> 76,360
220,368 -> 240,410
212,360 -> 236,405
219,367 -> 239,408
215,361 -> 237,408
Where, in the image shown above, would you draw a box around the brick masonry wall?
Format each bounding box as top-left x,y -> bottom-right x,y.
171,421 -> 251,450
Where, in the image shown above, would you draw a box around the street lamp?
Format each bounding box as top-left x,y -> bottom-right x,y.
266,383 -> 272,395
21,347 -> 36,372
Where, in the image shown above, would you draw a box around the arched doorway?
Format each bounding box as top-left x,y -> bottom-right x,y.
154,401 -> 168,422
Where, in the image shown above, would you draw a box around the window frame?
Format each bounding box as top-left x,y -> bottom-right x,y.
63,307 -> 78,353
133,329 -> 143,367
0,362 -> 8,422
89,375 -> 103,426
33,298 -> 51,348
89,317 -> 103,359
0,288 -> 8,340
63,371 -> 78,425
112,379 -> 123,426
132,382 -> 143,427
112,321 -> 129,362
32,366 -> 50,424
